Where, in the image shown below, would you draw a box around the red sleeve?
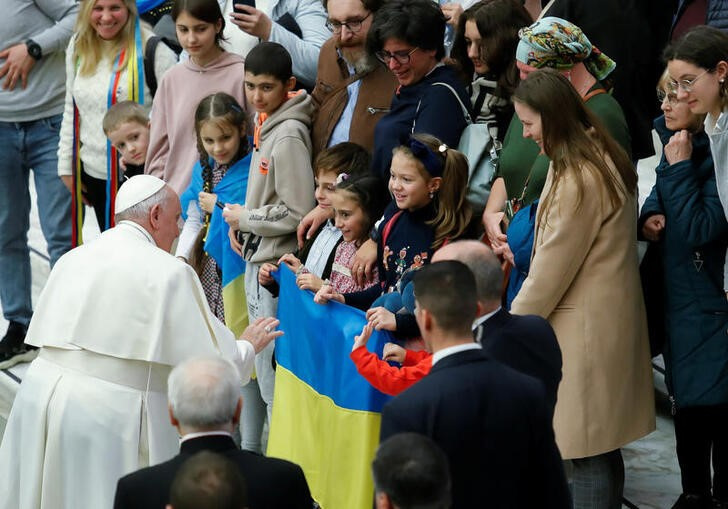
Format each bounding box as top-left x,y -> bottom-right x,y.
403,349 -> 431,366
350,346 -> 432,396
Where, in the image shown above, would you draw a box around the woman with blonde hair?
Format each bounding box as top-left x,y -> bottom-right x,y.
57,0 -> 177,243
509,68 -> 655,509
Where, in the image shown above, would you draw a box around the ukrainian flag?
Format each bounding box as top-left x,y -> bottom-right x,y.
268,266 -> 391,509
180,151 -> 251,336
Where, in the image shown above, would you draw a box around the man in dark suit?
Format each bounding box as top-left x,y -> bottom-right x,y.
167,451 -> 248,509
432,240 -> 562,413
379,261 -> 571,509
114,356 -> 313,509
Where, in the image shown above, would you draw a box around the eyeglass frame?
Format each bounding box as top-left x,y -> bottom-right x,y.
375,47 -> 419,66
325,11 -> 371,34
668,68 -> 712,93
657,89 -> 680,106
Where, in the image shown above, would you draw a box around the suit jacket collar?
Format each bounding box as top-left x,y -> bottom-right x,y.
429,348 -> 489,374
179,434 -> 238,456
476,308 -> 511,344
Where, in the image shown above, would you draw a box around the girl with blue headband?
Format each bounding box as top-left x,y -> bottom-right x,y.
316,134 -> 473,340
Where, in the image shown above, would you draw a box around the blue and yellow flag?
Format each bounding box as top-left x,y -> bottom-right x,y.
180,151 -> 251,336
268,266 -> 392,509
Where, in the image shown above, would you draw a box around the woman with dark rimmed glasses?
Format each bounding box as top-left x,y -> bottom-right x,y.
365,0 -> 471,185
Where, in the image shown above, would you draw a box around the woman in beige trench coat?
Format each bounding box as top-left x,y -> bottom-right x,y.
509,69 -> 655,509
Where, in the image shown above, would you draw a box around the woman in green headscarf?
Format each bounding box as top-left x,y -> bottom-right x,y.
483,16 -> 630,263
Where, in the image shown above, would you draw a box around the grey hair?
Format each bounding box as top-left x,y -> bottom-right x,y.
167,356 -> 241,429
449,240 -> 503,302
114,185 -> 173,223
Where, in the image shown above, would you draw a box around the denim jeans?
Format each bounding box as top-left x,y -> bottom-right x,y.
0,115 -> 71,326
565,449 -> 625,509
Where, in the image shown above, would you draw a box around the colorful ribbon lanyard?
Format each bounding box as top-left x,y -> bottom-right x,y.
72,19 -> 145,246
105,17 -> 145,230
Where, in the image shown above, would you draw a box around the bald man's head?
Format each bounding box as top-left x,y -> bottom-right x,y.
432,241 -> 503,304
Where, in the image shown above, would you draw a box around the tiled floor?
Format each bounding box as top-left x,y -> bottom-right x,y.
1,142 -> 688,507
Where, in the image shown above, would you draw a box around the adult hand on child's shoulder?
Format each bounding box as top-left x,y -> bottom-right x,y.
297,206 -> 333,249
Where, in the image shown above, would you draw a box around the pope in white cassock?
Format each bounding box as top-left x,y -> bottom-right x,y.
0,176 -> 281,509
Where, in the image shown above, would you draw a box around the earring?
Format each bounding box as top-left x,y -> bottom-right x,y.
429,191 -> 434,199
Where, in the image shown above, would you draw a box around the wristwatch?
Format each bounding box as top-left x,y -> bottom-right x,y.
26,39 -> 42,61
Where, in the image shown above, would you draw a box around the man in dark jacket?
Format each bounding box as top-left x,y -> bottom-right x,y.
379,261 -> 571,509
114,356 -> 312,509
432,239 -> 562,414
311,0 -> 397,157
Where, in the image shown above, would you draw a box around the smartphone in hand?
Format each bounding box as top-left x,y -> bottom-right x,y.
233,0 -> 256,13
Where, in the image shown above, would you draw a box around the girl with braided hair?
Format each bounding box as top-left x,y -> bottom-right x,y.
177,93 -> 251,334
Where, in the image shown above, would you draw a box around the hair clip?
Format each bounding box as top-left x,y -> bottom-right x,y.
405,138 -> 445,177
335,172 -> 349,185
230,104 -> 242,113
438,144 -> 448,153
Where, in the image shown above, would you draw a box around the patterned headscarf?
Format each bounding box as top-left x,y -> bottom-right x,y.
516,17 -> 616,81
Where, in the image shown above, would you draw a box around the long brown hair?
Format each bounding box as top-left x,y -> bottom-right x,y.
451,0 -> 531,97
394,134 -> 472,249
513,69 -> 636,220
74,0 -> 149,76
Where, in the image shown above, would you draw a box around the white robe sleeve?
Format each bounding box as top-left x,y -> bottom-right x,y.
210,313 -> 255,384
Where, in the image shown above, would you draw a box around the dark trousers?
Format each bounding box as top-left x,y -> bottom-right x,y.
674,404 -> 728,500
81,171 -> 110,231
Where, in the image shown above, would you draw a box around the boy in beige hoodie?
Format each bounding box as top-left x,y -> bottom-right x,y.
223,42 -> 315,454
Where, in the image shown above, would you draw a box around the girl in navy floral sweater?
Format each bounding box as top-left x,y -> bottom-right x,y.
316,134 -> 473,338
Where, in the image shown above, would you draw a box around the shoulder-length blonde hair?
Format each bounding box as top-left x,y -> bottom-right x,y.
513,68 -> 636,220
74,0 -> 150,76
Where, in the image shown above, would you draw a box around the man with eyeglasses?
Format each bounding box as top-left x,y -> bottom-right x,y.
311,0 -> 397,157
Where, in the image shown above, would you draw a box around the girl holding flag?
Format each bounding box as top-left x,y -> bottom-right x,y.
57,0 -> 177,245
177,92 -> 251,335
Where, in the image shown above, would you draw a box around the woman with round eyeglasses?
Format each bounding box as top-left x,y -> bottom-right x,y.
664,26 -> 728,305
365,0 -> 471,186
639,68 -> 728,509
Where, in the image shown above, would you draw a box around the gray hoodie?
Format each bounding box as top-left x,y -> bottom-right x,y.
237,91 -> 316,264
